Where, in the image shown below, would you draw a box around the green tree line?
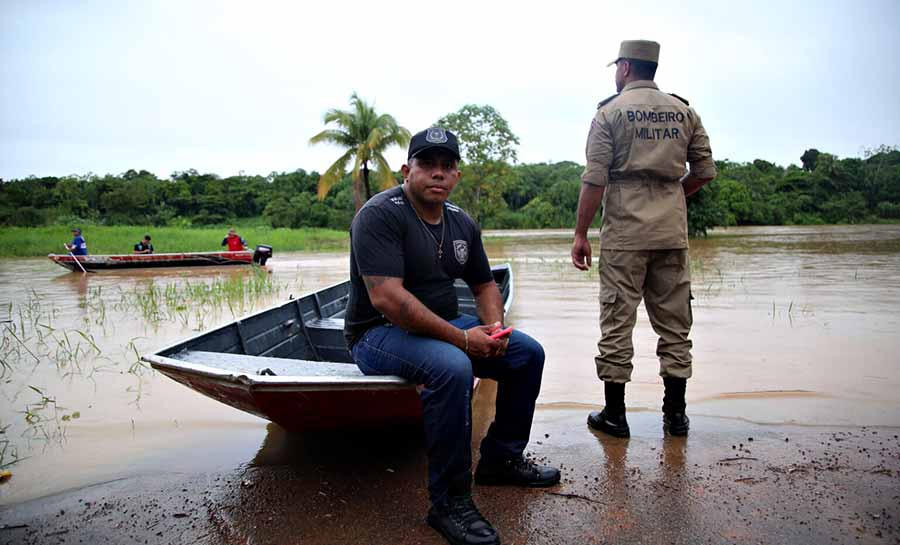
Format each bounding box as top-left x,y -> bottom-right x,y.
0,168 -> 357,231
3,146 -> 899,235
2,95 -> 898,236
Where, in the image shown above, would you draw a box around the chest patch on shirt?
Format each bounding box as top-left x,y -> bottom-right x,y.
453,240 -> 469,265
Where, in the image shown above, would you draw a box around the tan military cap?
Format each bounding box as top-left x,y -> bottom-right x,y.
607,40 -> 660,66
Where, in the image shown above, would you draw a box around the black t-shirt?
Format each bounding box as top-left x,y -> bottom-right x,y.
344,185 -> 493,348
134,242 -> 154,253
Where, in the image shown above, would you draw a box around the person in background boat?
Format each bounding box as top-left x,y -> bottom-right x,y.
571,40 -> 717,439
133,235 -> 154,254
345,127 -> 560,545
64,227 -> 88,256
221,228 -> 247,251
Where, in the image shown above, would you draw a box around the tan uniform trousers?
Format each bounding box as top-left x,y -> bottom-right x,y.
596,248 -> 693,383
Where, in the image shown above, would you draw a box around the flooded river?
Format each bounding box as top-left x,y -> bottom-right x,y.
1,225 -> 899,505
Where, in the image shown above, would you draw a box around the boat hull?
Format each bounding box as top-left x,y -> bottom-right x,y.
143,264 -> 513,432
153,362 -> 423,432
48,251 -> 254,271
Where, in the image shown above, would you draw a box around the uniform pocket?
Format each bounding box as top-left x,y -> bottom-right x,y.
600,286 -> 618,305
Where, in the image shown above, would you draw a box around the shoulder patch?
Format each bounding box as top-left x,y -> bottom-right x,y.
389,195 -> 405,206
669,93 -> 690,106
596,93 -> 619,109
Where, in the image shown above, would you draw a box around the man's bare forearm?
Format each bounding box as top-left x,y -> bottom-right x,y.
472,282 -> 504,326
364,276 -> 465,349
682,172 -> 715,198
575,183 -> 605,237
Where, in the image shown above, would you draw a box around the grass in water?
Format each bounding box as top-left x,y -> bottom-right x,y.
117,266 -> 283,327
0,267 -> 288,466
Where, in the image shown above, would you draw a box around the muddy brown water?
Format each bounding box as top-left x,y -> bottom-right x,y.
0,225 -> 898,505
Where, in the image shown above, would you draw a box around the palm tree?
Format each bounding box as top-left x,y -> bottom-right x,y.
309,93 -> 411,210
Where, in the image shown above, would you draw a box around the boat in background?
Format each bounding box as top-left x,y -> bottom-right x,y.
142,264 -> 513,432
48,245 -> 272,272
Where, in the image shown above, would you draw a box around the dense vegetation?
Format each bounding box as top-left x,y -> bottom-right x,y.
0,168 -> 356,231
2,98 -> 898,237
3,146 -> 898,236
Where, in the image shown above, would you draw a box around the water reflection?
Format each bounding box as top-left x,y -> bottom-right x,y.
593,434 -> 640,538
50,272 -> 90,297
652,437 -> 692,541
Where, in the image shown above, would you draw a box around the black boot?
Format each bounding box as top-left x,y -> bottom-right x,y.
427,495 -> 500,545
587,381 -> 630,438
662,377 -> 689,436
474,455 -> 561,487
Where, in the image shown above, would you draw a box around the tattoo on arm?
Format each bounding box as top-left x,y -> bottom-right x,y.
363,276 -> 389,290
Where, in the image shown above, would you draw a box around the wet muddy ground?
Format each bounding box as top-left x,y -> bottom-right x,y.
2,402 -> 898,544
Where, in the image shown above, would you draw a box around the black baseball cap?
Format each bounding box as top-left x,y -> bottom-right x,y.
407,127 -> 461,161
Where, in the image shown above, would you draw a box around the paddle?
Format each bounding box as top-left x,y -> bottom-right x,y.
64,244 -> 91,274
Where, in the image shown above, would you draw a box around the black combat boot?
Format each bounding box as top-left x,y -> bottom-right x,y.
427,476 -> 500,545
427,496 -> 500,545
587,381 -> 630,438
474,455 -> 561,487
662,377 -> 690,436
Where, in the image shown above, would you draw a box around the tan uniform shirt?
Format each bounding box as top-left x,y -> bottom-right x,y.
582,80 -> 716,250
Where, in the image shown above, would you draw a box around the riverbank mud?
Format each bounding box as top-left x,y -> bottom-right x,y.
3,401 -> 898,545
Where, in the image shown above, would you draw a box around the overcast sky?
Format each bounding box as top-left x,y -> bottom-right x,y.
2,0 -> 899,180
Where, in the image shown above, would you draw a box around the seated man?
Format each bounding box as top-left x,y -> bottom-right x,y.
221,228 -> 247,251
133,235 -> 154,254
64,227 -> 87,256
345,127 -> 560,545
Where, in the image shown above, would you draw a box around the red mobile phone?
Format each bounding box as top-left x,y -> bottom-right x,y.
489,326 -> 513,340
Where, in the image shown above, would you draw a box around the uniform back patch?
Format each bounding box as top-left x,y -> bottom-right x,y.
453,240 -> 468,265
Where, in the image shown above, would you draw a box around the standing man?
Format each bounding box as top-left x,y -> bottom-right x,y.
346,127 -> 560,545
571,40 -> 717,438
133,235 -> 154,254
221,228 -> 247,251
65,227 -> 88,255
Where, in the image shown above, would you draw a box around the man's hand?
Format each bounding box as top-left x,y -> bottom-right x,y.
681,172 -> 716,198
572,182 -> 603,271
465,322 -> 505,359
571,233 -> 592,271
487,323 -> 510,358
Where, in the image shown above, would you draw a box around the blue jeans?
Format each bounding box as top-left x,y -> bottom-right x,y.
351,314 -> 545,506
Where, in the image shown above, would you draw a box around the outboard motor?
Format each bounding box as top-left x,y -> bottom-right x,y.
253,244 -> 273,265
